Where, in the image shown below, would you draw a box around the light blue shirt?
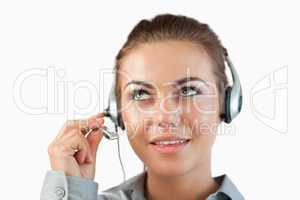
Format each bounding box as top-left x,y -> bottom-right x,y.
40,170 -> 245,200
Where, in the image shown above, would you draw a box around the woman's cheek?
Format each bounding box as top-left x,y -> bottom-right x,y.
122,105 -> 143,139
183,100 -> 219,147
127,126 -> 150,163
124,110 -> 145,148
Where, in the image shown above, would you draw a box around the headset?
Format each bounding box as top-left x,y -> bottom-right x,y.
221,48 -> 243,123
100,48 -> 243,182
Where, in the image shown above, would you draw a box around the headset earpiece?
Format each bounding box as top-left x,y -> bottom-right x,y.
223,86 -> 233,123
117,113 -> 125,130
222,49 -> 243,123
104,72 -> 126,131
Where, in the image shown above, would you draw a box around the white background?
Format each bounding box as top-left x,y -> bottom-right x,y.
0,1 -> 298,199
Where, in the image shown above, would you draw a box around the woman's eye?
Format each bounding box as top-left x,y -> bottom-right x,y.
180,86 -> 202,97
131,89 -> 151,101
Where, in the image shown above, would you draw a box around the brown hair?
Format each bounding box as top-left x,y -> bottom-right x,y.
114,13 -> 228,117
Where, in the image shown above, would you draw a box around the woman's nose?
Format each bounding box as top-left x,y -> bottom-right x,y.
156,94 -> 180,114
153,94 -> 181,124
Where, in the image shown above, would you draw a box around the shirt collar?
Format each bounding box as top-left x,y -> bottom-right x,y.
128,171 -> 244,200
211,174 -> 244,200
130,171 -> 147,200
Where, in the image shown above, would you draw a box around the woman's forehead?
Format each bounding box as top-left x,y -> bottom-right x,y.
121,41 -> 212,69
118,41 -> 216,87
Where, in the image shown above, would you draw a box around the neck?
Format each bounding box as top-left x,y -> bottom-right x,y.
145,156 -> 219,200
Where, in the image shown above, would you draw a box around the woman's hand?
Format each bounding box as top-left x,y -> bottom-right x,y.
47,112 -> 105,180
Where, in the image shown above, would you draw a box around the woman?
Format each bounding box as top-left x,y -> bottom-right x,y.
41,14 -> 245,200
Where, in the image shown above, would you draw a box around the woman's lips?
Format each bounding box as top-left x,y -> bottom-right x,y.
149,136 -> 191,154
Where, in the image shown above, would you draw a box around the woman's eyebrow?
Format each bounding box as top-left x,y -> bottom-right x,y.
124,76 -> 208,90
124,80 -> 155,90
168,76 -> 208,86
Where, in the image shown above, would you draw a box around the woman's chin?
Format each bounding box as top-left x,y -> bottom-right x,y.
147,162 -> 191,177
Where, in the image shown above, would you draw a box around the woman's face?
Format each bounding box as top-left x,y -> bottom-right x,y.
118,40 -> 221,176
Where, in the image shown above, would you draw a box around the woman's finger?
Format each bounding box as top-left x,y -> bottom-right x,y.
86,118 -> 105,158
66,131 -> 93,164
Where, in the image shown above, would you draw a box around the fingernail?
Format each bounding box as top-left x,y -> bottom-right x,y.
96,118 -> 104,124
89,122 -> 99,129
81,156 -> 85,164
